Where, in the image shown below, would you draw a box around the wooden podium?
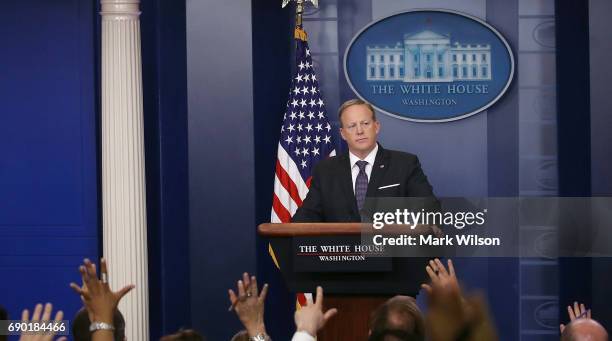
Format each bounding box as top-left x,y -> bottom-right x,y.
258,223 -> 433,340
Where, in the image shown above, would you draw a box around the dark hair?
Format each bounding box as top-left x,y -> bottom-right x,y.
72,307 -> 126,341
0,305 -> 7,320
368,296 -> 425,341
0,305 -> 7,341
160,328 -> 205,341
229,330 -> 249,341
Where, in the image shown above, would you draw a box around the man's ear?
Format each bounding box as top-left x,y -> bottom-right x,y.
374,120 -> 381,135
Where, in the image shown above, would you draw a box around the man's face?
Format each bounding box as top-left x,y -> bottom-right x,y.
340,104 -> 380,157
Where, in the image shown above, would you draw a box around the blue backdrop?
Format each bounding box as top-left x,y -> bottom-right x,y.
0,0 -> 99,337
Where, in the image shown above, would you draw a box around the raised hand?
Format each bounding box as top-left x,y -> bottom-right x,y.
228,272 -> 269,337
69,258 -> 134,324
294,286 -> 338,337
422,259 -> 466,341
421,258 -> 498,341
18,303 -> 66,341
421,258 -> 459,295
560,302 -> 591,333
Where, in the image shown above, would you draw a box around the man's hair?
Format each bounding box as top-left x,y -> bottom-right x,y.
229,330 -> 249,341
0,305 -> 7,320
72,307 -> 126,341
160,328 -> 205,341
0,305 -> 7,341
368,296 -> 425,341
338,98 -> 377,124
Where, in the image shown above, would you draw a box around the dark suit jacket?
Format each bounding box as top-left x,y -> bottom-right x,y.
292,144 -> 438,222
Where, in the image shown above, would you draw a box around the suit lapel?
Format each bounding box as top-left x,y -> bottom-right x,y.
366,145 -> 389,197
337,153 -> 359,216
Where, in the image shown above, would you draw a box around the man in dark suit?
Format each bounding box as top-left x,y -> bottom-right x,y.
292,99 -> 437,223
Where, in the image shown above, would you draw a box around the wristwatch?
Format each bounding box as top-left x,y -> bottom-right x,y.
89,321 -> 115,333
249,333 -> 270,341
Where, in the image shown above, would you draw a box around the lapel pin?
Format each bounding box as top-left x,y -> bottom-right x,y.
380,165 -> 385,168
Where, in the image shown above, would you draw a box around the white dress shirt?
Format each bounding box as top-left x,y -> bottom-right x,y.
291,331 -> 316,341
349,144 -> 379,194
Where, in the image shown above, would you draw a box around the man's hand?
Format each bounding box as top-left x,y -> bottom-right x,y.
69,258 -> 134,324
560,302 -> 591,332
294,286 -> 337,337
228,272 -> 269,337
18,303 -> 66,341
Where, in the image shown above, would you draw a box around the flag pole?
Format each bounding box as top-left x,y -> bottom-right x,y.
293,0 -> 308,42
295,0 -> 304,28
275,0 -> 329,311
282,0 -> 318,41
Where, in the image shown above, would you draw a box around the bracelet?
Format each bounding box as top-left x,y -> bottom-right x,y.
249,333 -> 270,341
89,321 -> 115,333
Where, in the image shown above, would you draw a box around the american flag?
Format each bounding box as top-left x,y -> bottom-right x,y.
271,29 -> 335,224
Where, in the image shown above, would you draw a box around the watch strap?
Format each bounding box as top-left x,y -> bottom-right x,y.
89,321 -> 115,332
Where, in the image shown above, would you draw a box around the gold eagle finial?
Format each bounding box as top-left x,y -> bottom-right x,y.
282,0 -> 319,9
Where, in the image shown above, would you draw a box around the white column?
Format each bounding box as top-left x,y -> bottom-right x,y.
100,1 -> 149,340
476,52 -> 482,79
447,51 -> 452,79
433,46 -> 438,79
405,45 -> 412,80
487,51 -> 492,79
466,50 -> 472,80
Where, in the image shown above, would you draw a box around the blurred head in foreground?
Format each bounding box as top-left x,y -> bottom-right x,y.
369,295 -> 425,341
561,318 -> 609,341
160,328 -> 204,341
